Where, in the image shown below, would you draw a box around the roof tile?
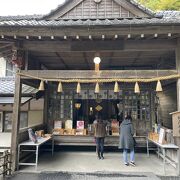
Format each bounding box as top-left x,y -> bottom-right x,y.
0,16 -> 179,27
0,77 -> 38,94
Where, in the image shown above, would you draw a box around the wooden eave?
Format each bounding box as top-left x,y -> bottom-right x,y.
0,24 -> 179,37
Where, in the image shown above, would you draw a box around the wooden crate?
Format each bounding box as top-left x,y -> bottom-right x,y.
75,129 -> 87,135
35,130 -> 44,137
64,129 -> 74,135
148,132 -> 159,142
112,129 -> 119,136
44,134 -> 52,138
52,128 -> 64,135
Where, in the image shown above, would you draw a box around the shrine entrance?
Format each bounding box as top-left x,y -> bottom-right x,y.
48,84 -> 154,136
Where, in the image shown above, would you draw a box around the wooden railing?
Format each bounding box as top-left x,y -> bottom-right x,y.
0,150 -> 11,178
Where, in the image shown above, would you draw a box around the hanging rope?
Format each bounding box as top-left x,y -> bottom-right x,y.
17,72 -> 180,83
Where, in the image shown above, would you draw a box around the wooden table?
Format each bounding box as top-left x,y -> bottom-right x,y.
17,136 -> 54,170
146,137 -> 179,175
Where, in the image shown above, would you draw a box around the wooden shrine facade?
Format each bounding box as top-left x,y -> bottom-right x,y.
0,0 -> 179,171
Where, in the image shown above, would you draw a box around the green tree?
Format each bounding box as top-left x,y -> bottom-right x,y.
157,0 -> 180,11
137,0 -> 180,11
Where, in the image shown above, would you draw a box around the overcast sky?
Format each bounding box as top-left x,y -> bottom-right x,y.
0,0 -> 65,16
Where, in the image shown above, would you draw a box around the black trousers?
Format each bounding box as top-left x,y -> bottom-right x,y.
95,137 -> 105,156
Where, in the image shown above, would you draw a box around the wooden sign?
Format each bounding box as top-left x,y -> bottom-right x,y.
77,121 -> 84,129
54,120 -> 63,129
170,111 -> 180,137
65,120 -> 73,129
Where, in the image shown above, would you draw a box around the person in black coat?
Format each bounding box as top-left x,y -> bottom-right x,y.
119,115 -> 135,166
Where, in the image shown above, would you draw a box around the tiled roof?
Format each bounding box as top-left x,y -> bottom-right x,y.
0,11 -> 178,22
156,11 -> 180,18
127,0 -> 155,16
0,77 -> 38,95
0,97 -> 32,104
0,15 -> 43,21
0,16 -> 179,27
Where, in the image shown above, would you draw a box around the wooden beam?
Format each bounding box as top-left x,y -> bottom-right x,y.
47,0 -> 83,19
0,26 -> 179,38
11,74 -> 22,171
108,52 -> 114,69
20,70 -> 178,80
0,44 -> 12,50
124,39 -> 176,51
32,52 -> 172,59
0,40 -> 15,44
0,53 -> 12,59
24,50 -> 29,70
55,52 -> 69,69
175,38 -> 180,174
71,40 -> 124,51
0,48 -> 12,54
0,49 -> 12,58
82,52 -> 90,70
132,52 -> 141,65
114,0 -> 149,17
22,39 -> 177,52
43,85 -> 49,130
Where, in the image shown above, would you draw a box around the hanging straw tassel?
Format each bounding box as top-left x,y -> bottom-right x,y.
76,82 -> 81,94
156,80 -> 163,92
57,82 -> 63,93
134,82 -> 140,94
114,81 -> 119,93
38,80 -> 44,91
95,82 -> 100,94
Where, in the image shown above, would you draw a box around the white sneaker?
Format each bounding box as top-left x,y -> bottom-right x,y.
130,162 -> 136,167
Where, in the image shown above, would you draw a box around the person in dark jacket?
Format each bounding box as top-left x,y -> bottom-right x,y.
94,115 -> 107,160
119,115 -> 135,166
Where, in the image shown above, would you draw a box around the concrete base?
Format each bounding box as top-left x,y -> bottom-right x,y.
18,151 -> 177,176
6,171 -> 161,180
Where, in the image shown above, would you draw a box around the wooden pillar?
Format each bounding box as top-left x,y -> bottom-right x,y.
176,39 -> 180,111
43,84 -> 49,132
11,73 -> 22,171
24,50 -> 29,71
175,38 -> 180,176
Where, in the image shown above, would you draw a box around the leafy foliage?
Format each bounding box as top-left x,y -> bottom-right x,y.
137,0 -> 180,11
